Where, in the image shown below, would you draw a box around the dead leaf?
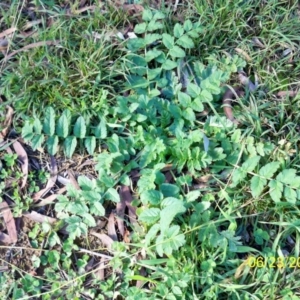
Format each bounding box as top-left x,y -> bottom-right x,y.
23,211 -> 57,224
276,90 -> 298,97
94,257 -> 106,280
123,229 -> 131,243
122,186 -> 137,227
0,27 -> 17,39
0,202 -> 17,244
90,231 -> 114,250
0,105 -> 14,140
107,212 -> 118,241
34,186 -> 67,207
33,156 -> 57,201
116,190 -> 126,237
12,141 -> 28,189
235,48 -> 252,62
67,170 -> 80,190
4,40 -> 59,61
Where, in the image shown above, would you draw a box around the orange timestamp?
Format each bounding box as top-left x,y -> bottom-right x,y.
247,256 -> 300,268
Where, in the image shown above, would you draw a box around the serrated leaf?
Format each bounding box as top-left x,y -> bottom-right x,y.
169,45 -> 185,58
142,9 -> 153,21
231,168 -> 247,187
90,202 -> 105,216
43,107 -> 55,135
242,156 -> 260,173
182,107 -> 195,121
284,186 -> 297,204
190,97 -> 204,112
144,34 -> 161,45
187,83 -> 200,97
160,197 -> 186,233
140,190 -> 162,205
78,176 -> 95,191
183,19 -> 193,31
145,49 -> 163,62
162,59 -> 177,70
46,135 -> 59,155
73,116 -> 86,139
251,176 -> 267,198
156,225 -> 185,256
160,184 -> 180,197
106,188 -> 120,202
186,190 -> 201,202
139,208 -> 161,224
147,20 -> 163,32
289,177 -> 300,189
258,162 -> 280,178
22,121 -> 34,141
84,136 -> 96,155
64,136 -> 77,158
153,11 -> 165,20
162,33 -> 174,49
95,118 -> 107,139
176,35 -> 194,49
174,23 -> 184,38
268,179 -> 283,202
33,118 -> 43,134
134,22 -> 147,34
31,134 -> 44,150
56,114 -> 69,138
81,213 -> 96,227
178,92 -> 191,107
276,169 -> 297,185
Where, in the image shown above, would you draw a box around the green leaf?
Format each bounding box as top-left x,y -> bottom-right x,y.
186,190 -> 201,202
190,97 -> 204,112
268,179 -> 283,202
162,33 -> 174,49
56,114 -> 69,138
126,38 -> 145,52
145,49 -> 162,62
147,20 -> 164,32
251,176 -> 267,198
160,184 -> 180,197
139,208 -> 160,224
64,136 -> 77,158
183,19 -> 193,31
31,134 -> 44,150
134,22 -> 147,34
73,116 -> 86,139
231,168 -> 247,187
276,169 -> 297,185
182,107 -> 195,121
174,23 -> 184,38
94,118 -> 107,139
81,213 -> 96,227
258,162 -> 280,178
33,118 -> 43,134
200,78 -> 221,94
21,121 -> 34,141
169,45 -> 185,58
178,92 -> 191,107
140,190 -> 162,205
156,225 -> 185,256
187,83 -> 200,97
78,176 -> 95,191
176,35 -> 194,49
284,186 -> 297,204
46,135 -> 59,155
142,9 -> 153,21
84,136 -> 96,155
162,59 -> 177,70
90,202 -> 105,216
43,107 -> 55,135
153,11 -> 165,20
242,156 -> 260,173
160,197 -> 186,233
289,177 -> 300,189
144,34 -> 162,45
106,188 -> 120,202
